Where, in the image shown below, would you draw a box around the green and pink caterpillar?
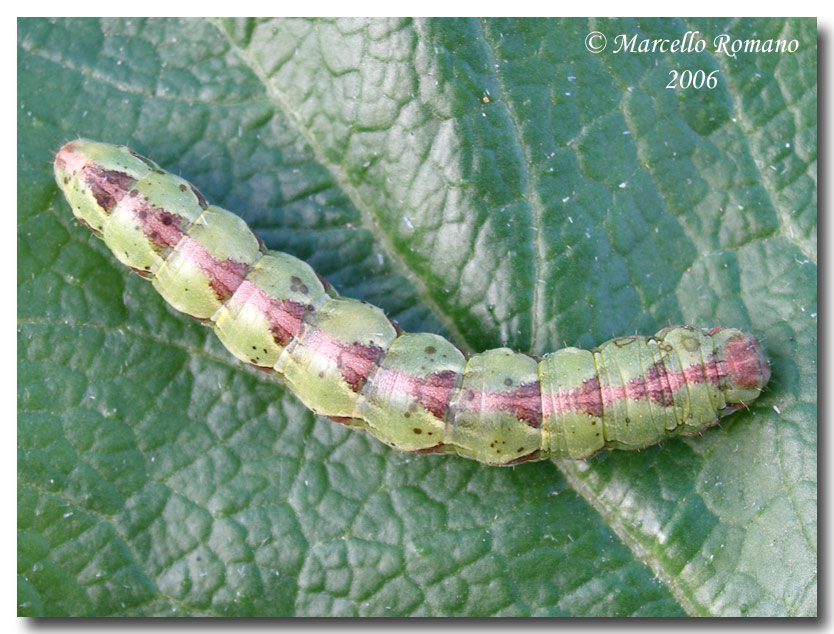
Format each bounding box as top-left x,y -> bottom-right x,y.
54,139 -> 771,464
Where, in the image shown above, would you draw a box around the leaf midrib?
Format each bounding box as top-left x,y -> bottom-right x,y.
211,18 -> 478,355
209,16 -> 707,616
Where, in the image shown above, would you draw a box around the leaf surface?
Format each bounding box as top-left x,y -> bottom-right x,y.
18,17 -> 816,616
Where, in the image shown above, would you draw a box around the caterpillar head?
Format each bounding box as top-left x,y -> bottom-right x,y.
710,327 -> 771,413
54,139 -> 159,235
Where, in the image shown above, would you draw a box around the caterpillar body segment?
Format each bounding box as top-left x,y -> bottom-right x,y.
54,139 -> 771,463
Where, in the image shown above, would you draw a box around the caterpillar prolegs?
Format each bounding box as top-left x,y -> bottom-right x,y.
54,140 -> 771,464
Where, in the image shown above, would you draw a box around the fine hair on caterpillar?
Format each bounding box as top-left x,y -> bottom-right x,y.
54,139 -> 771,464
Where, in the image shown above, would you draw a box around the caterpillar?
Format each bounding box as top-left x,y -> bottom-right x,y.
53,139 -> 770,464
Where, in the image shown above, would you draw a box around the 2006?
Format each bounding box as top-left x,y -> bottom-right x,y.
666,69 -> 720,89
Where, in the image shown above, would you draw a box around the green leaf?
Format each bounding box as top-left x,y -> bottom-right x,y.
18,17 -> 816,616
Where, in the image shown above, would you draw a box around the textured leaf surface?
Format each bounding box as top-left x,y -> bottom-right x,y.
18,17 -> 816,616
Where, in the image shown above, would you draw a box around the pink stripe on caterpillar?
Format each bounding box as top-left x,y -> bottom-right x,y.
120,192 -> 187,249
646,362 -> 675,406
458,383 -> 543,427
542,359 -> 724,418
72,153 -> 248,304
543,377 -> 603,418
305,328 -> 385,392
174,237 -> 249,300
230,280 -> 308,346
83,165 -> 136,212
597,360 -> 721,407
622,364 -> 674,407
125,196 -> 248,303
368,367 -> 459,420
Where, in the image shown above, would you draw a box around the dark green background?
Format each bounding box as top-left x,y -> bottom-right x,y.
18,18 -> 816,616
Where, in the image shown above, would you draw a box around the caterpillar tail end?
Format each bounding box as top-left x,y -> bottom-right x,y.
54,140 -> 102,233
710,327 -> 771,414
54,139 -> 154,237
